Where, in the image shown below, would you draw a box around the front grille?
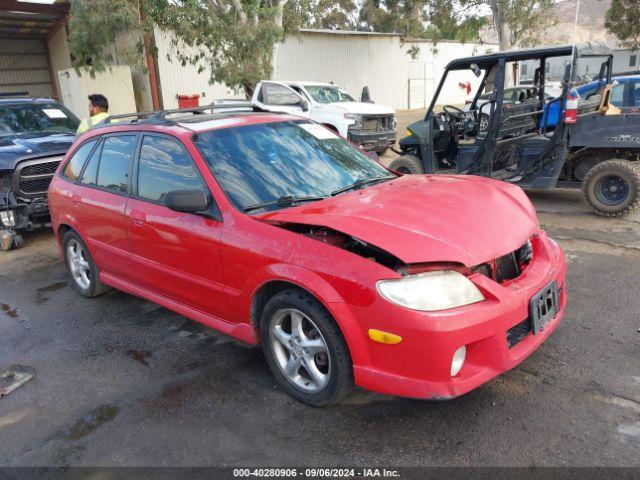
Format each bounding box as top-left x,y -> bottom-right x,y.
506,317 -> 533,348
362,115 -> 394,133
14,156 -> 62,198
20,161 -> 60,176
495,252 -> 520,283
19,178 -> 52,193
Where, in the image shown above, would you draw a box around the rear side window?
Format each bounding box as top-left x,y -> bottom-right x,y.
79,142 -> 102,185
96,135 -> 137,193
262,84 -> 300,106
137,136 -> 204,202
610,83 -> 625,107
63,140 -> 97,180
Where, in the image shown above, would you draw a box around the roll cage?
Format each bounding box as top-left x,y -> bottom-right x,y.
406,44 -> 613,188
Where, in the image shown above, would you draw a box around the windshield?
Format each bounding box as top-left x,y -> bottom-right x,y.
194,120 -> 393,213
0,103 -> 78,136
305,86 -> 354,104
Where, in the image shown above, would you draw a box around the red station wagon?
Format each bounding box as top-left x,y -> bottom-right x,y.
48,104 -> 567,406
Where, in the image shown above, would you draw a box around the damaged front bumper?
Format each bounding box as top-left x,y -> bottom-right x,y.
343,231 -> 567,400
0,191 -> 51,231
348,130 -> 397,152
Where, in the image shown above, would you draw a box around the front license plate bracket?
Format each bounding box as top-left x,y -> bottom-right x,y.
530,280 -> 558,334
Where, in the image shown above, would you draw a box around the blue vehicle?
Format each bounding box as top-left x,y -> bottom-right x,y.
543,74 -> 640,127
0,95 -> 79,249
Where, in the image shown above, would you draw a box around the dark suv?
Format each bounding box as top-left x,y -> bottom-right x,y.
0,96 -> 79,249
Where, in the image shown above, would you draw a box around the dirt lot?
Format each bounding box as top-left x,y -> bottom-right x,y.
1,119 -> 639,466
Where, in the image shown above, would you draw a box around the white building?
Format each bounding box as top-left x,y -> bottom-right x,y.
153,29 -> 497,111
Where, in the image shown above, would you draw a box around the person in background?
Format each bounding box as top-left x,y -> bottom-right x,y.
76,94 -> 110,135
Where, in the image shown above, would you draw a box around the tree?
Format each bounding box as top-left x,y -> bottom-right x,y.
354,0 -> 553,48
68,0 -> 151,75
68,0 -> 303,98
605,0 -> 640,50
153,0 -> 291,97
459,0 -> 556,50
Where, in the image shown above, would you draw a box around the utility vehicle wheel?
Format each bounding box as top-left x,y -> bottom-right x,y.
63,231 -> 110,297
260,289 -> 353,406
389,154 -> 424,174
582,159 -> 640,217
479,113 -> 489,133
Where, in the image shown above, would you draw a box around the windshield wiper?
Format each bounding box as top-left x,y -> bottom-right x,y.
331,176 -> 396,196
243,195 -> 327,213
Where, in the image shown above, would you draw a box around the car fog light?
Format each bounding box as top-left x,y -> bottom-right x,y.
451,346 -> 466,377
0,210 -> 15,227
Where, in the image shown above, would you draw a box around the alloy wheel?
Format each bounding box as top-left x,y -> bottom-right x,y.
269,308 -> 331,393
66,239 -> 91,290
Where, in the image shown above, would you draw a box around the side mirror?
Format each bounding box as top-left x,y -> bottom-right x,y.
470,63 -> 481,78
300,98 -> 309,112
165,189 -> 210,213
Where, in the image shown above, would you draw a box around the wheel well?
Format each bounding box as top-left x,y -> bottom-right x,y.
250,280 -> 316,327
322,123 -> 338,132
57,223 -> 72,240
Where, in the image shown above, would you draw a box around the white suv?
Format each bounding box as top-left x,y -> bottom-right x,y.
251,81 -> 397,154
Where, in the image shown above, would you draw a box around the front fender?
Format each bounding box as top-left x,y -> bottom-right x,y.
240,263 -> 371,366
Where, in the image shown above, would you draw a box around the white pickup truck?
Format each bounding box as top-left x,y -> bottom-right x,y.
251,81 -> 397,154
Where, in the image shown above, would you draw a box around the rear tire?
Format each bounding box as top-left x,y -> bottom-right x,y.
62,231 -> 111,298
582,159 -> 640,217
260,289 -> 353,406
389,154 -> 425,174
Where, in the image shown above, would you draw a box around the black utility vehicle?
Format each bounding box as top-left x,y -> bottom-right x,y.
0,96 -> 78,249
391,44 -> 640,217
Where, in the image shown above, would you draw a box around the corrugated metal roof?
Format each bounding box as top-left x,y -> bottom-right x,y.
299,29 -> 403,37
0,0 -> 69,37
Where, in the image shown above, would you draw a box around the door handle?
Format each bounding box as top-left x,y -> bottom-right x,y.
71,194 -> 81,207
130,210 -> 146,226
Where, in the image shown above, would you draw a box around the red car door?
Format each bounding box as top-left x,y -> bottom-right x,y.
67,133 -> 138,278
124,133 -> 227,320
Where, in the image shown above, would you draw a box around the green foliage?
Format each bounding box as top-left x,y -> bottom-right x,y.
285,0 -> 358,30
498,0 -> 556,47
605,0 -> 640,50
68,0 -> 151,75
154,0 -> 285,96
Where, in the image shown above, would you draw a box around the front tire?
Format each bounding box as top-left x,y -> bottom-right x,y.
582,159 -> 640,217
389,154 -> 425,174
260,289 -> 353,406
63,231 -> 110,298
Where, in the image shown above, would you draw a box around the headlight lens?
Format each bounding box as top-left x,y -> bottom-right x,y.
344,113 -> 363,128
377,270 -> 485,311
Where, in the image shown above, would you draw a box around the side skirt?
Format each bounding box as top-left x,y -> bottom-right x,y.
100,272 -> 259,346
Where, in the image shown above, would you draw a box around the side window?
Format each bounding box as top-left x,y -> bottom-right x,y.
62,140 -> 97,180
96,135 -> 137,193
631,81 -> 640,107
610,83 -> 625,107
262,84 -> 300,106
79,141 -> 102,185
137,136 -> 205,203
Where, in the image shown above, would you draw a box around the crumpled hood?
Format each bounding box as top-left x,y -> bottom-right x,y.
260,174 -> 538,267
0,133 -> 74,170
328,101 -> 395,115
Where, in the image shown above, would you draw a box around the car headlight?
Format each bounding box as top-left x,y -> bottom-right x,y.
377,270 -> 485,311
344,113 -> 363,127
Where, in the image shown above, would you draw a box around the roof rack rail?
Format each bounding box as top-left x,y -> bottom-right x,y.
100,100 -> 261,127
